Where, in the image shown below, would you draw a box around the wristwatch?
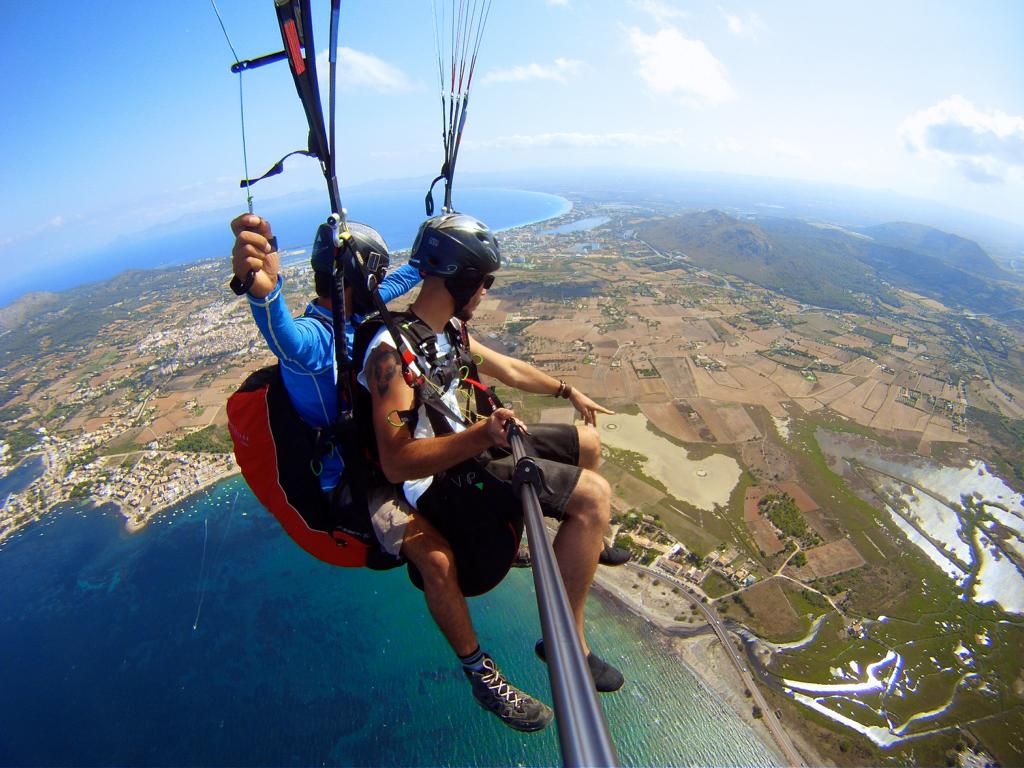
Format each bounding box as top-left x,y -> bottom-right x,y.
229,270 -> 256,296
229,236 -> 276,296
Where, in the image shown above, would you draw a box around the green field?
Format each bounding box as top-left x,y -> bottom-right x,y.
754,415 -> 1024,765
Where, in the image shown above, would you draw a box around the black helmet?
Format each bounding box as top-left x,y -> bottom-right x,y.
311,221 -> 390,314
410,213 -> 501,280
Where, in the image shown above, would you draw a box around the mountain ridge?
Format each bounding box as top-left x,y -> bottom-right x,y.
638,210 -> 1022,314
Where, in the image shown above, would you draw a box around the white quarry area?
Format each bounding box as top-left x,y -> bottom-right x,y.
921,460 -> 1024,511
869,457 -> 1023,615
883,504 -> 965,581
783,650 -> 901,696
882,480 -> 974,564
784,649 -> 969,748
973,528 -> 1024,614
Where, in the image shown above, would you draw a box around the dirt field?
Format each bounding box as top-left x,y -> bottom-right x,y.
611,471 -> 667,509
654,357 -> 698,399
538,405 -> 576,424
639,401 -> 702,442
803,538 -> 866,578
870,388 -> 932,432
737,578 -> 804,641
775,482 -> 820,513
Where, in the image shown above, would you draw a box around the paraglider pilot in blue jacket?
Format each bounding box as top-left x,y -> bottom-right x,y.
229,213 -> 420,494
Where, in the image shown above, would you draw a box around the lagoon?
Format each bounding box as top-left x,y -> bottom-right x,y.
598,413 -> 742,510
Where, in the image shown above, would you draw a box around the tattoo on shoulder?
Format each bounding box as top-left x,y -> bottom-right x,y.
366,346 -> 401,397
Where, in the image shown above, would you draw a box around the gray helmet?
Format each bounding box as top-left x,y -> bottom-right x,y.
311,221 -> 390,314
311,221 -> 390,282
410,213 -> 501,281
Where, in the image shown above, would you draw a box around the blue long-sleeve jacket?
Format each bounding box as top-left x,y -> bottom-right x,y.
247,263 -> 421,491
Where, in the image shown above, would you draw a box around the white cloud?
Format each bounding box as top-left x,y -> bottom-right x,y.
472,130 -> 686,150
630,0 -> 687,26
481,58 -> 581,85
0,212 -> 81,250
719,7 -> 766,39
315,47 -> 411,92
767,137 -> 806,160
901,95 -> 1024,184
713,136 -> 743,153
628,27 -> 734,107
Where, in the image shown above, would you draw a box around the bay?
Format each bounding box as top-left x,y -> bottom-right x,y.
2,188 -> 571,307
0,455 -> 45,499
0,477 -> 777,767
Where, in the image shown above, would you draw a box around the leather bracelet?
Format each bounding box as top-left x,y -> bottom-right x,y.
554,380 -> 565,398
561,384 -> 573,400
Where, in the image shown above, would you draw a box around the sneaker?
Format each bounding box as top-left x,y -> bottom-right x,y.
599,543 -> 631,566
535,639 -> 625,692
511,542 -> 532,568
464,654 -> 553,732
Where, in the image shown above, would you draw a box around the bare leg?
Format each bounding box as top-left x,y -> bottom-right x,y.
576,424 -> 601,471
400,513 -> 478,656
551,468 -> 611,655
575,424 -> 622,556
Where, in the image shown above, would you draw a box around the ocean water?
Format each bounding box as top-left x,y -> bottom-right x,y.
0,478 -> 778,767
2,188 -> 571,307
0,455 -> 44,499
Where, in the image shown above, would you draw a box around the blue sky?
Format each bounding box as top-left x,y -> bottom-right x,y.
1,0 -> 1022,279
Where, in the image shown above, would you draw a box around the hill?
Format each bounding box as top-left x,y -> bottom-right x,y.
638,211 -> 1023,314
0,291 -> 61,333
857,221 -> 1005,277
638,211 -> 897,311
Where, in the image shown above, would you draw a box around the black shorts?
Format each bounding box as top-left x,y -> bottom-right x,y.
417,423 -> 582,522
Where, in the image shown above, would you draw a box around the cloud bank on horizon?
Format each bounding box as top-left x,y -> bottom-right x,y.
901,96 -> 1024,186
1,0 -> 1022,273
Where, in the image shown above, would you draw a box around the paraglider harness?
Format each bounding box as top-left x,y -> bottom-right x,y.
352,311 -> 525,597
226,309 -> 401,572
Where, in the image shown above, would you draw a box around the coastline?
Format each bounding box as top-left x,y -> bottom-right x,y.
121,466 -> 240,533
591,564 -> 827,767
485,189 -> 573,232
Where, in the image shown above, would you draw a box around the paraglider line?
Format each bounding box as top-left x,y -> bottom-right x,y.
192,516 -> 209,631
210,0 -> 255,213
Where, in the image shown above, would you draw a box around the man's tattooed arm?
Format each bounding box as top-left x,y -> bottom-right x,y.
366,345 -> 401,398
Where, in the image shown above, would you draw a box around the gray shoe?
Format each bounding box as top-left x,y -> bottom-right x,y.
464,654 -> 553,732
599,543 -> 631,567
535,639 -> 625,692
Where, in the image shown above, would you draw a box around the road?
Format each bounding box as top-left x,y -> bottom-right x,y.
629,562 -> 808,767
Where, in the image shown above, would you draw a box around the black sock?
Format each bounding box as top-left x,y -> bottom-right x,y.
459,646 -> 486,672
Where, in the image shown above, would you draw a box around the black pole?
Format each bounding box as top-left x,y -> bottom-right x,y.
230,49 -> 287,73
508,424 -> 618,768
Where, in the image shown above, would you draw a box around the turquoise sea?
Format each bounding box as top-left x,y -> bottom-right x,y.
0,477 -> 778,767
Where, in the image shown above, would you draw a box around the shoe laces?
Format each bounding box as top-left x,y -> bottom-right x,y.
480,658 -> 523,708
